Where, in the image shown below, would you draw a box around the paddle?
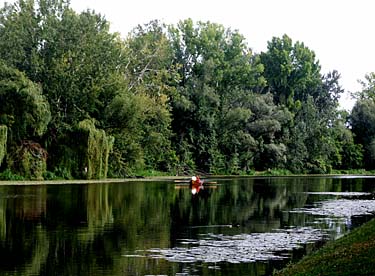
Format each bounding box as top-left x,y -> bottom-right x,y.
174,181 -> 218,185
174,185 -> 218,189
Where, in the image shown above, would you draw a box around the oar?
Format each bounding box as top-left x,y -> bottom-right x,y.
174,181 -> 218,186
174,185 -> 218,189
174,179 -> 218,183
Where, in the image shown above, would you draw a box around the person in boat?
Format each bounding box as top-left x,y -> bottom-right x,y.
190,175 -> 203,195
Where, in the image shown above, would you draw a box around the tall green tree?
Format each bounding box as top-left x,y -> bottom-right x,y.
259,34 -> 322,108
350,73 -> 375,169
0,62 -> 51,178
219,92 -> 292,172
0,0 -> 129,177
287,97 -> 330,173
0,0 -> 43,78
106,21 -> 179,174
168,19 -> 266,172
0,0 -> 126,132
329,110 -> 363,169
353,72 -> 375,101
351,99 -> 375,169
260,35 -> 346,173
0,62 -> 51,143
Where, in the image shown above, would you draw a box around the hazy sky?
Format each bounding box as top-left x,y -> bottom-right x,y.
1,0 -> 375,110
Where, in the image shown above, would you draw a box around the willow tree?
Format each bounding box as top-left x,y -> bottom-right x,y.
78,119 -> 114,179
0,62 -> 51,178
0,125 -> 6,166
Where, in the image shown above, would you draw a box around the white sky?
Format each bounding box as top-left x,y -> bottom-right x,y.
2,0 -> 375,110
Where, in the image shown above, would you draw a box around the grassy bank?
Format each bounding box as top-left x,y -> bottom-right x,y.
254,169 -> 375,176
274,218 -> 375,276
2,167 -> 375,181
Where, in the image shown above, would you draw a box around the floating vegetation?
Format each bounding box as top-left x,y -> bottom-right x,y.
290,199 -> 375,218
188,224 -> 233,229
304,192 -> 371,197
145,227 -> 325,264
122,254 -> 145,258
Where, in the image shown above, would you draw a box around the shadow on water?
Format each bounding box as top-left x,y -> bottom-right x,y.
0,176 -> 375,275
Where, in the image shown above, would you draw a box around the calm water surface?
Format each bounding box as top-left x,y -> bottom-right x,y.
1,176 -> 375,275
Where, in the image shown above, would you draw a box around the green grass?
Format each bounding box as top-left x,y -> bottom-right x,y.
274,218 -> 375,276
255,169 -> 293,176
251,169 -> 375,177
330,169 -> 375,175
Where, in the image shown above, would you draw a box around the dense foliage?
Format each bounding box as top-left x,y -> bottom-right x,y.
0,0 -> 370,179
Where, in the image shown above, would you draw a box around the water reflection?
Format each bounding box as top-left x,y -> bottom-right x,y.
0,177 -> 374,275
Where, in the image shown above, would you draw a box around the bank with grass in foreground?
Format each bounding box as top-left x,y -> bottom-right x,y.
274,217 -> 375,276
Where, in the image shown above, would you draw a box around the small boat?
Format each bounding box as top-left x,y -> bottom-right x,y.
174,176 -> 218,195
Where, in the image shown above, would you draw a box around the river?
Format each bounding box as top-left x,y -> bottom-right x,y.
0,176 -> 374,275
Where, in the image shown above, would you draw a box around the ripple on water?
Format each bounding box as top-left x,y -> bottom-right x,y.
303,192 -> 371,197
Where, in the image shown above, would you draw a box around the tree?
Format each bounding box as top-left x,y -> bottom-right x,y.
0,62 -> 51,178
351,99 -> 375,169
168,19 -> 266,172
104,91 -> 175,176
0,125 -> 7,167
287,97 -> 333,173
353,72 -> 375,101
0,62 -> 51,143
107,21 -> 179,174
314,70 -> 342,112
0,0 -> 126,131
259,35 -> 346,173
259,34 -> 322,108
124,20 -> 179,98
0,2 -> 361,177
329,110 -> 363,169
39,8 -> 126,130
0,0 -> 133,178
0,0 -> 43,78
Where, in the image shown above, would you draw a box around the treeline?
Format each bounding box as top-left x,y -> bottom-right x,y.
0,0 -> 372,179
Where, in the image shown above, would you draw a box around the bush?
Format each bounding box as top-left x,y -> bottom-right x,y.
0,169 -> 24,180
7,140 -> 47,180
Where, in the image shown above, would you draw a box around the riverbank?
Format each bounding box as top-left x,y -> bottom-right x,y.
0,176 -> 184,185
1,166 -> 375,182
274,217 -> 375,276
1,173 -> 375,185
